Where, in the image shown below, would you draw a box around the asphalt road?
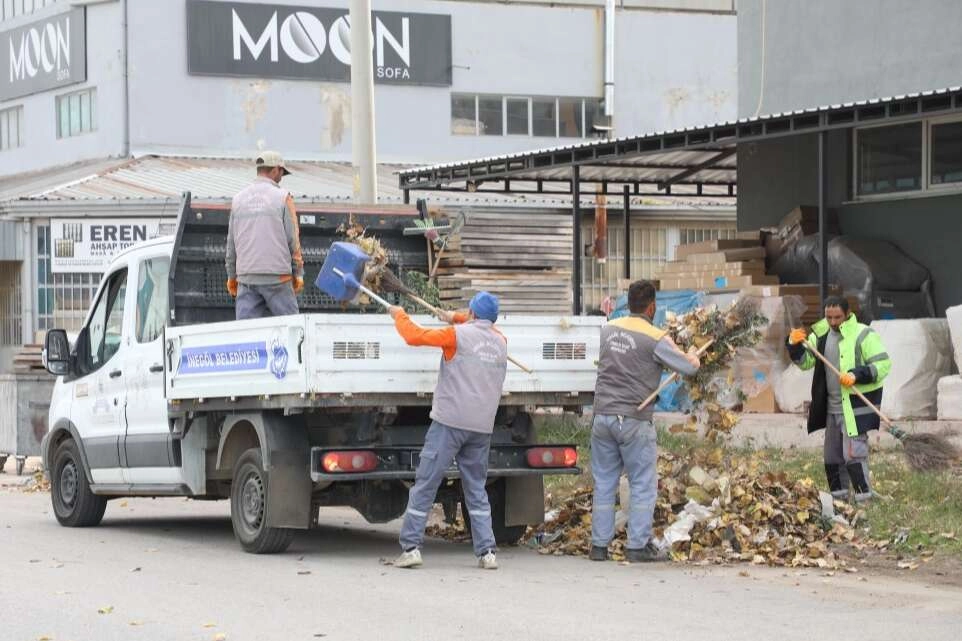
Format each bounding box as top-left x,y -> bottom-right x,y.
1,489 -> 960,641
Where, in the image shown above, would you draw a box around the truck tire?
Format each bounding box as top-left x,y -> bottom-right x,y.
230,448 -> 294,554
462,478 -> 527,546
51,439 -> 107,527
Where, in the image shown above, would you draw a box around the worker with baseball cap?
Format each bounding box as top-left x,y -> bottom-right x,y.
387,292 -> 508,570
225,151 -> 304,319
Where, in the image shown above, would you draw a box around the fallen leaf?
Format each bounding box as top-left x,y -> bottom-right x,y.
297,570 -> 311,575
939,531 -> 957,540
738,571 -> 750,577
98,606 -> 114,615
897,561 -> 920,571
145,548 -> 159,553
37,636 -> 53,641
129,621 -> 145,627
119,501 -> 128,507
213,634 -> 227,641
130,567 -> 142,573
203,623 -> 217,629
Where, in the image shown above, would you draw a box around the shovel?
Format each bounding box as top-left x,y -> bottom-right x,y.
800,340 -> 959,471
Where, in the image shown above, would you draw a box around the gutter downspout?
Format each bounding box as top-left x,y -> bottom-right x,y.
122,0 -> 130,158
604,0 -> 615,133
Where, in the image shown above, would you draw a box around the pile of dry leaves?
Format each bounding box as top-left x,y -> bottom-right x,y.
526,445 -> 866,567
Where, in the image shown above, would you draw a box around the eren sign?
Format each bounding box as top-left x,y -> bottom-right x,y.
0,8 -> 86,101
51,219 -> 175,273
186,0 -> 452,86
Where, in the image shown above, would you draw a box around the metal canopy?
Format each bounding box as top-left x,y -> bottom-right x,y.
398,85 -> 962,197
399,85 -> 962,315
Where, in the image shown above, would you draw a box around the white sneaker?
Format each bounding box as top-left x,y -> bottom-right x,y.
394,548 -> 423,569
478,551 -> 498,570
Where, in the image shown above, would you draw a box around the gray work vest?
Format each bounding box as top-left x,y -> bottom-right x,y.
430,320 -> 508,434
593,315 -> 665,421
230,177 -> 291,278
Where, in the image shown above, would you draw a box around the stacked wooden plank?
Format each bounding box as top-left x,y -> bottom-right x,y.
13,344 -> 44,373
435,210 -> 572,315
655,240 -> 777,291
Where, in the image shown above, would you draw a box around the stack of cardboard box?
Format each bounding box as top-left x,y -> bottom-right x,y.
654,240 -> 776,291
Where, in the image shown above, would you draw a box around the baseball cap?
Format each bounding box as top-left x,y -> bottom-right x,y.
255,151 -> 291,176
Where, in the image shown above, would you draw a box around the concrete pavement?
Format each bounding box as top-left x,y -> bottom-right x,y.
1,490 -> 960,641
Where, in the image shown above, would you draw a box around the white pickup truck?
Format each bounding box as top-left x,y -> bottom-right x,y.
41,195 -> 603,553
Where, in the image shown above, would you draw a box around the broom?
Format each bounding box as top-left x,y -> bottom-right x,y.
801,341 -> 959,471
378,268 -> 535,374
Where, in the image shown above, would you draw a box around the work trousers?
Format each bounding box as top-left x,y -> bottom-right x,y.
399,421 -> 497,557
823,412 -> 871,496
590,414 -> 658,550
236,282 -> 299,320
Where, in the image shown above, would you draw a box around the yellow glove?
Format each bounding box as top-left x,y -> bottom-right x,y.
788,328 -> 807,345
293,277 -> 304,294
226,278 -> 238,297
840,372 -> 856,387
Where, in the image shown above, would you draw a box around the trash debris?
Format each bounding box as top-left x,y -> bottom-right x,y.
97,606 -> 114,615
523,444 -> 865,568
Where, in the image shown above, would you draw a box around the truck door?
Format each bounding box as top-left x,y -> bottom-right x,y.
70,267 -> 130,486
122,255 -> 179,485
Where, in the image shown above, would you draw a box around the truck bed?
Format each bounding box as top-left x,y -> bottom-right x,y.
165,313 -> 602,406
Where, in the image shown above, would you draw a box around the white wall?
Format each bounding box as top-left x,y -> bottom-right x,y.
0,0 -> 126,176
128,0 -> 735,163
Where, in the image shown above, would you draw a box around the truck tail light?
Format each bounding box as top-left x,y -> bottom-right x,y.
526,447 -> 578,468
321,450 -> 378,473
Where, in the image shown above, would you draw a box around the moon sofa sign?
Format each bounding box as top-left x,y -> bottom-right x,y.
186,0 -> 452,87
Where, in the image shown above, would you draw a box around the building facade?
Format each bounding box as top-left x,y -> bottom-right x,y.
0,0 -> 737,359
736,0 -> 962,314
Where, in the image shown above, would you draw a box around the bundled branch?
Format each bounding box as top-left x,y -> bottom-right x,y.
663,298 -> 768,441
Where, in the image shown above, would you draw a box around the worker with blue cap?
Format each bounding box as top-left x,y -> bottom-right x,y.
387,292 -> 508,570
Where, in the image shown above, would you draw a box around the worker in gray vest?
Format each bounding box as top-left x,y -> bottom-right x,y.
225,151 -> 304,319
591,280 -> 700,563
387,292 -> 508,570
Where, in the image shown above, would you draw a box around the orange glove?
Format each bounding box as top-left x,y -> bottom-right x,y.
840,372 -> 856,387
293,277 -> 304,294
226,278 -> 238,297
788,328 -> 807,345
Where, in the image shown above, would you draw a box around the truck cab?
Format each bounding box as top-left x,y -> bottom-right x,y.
42,194 -> 602,553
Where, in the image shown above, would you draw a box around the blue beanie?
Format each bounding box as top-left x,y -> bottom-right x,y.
469,291 -> 499,322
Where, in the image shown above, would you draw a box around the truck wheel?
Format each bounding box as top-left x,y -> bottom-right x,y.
230,448 -> 294,554
51,439 -> 107,527
462,478 -> 527,546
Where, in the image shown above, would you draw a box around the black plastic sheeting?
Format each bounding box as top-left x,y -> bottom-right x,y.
772,235 -> 935,322
168,194 -> 429,326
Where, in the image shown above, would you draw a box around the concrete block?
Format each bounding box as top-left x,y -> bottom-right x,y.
938,375 -> 962,420
871,319 -> 953,419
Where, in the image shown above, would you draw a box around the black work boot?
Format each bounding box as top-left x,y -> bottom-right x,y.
825,464 -> 849,501
589,545 -> 609,561
846,462 -> 873,503
626,542 -> 667,563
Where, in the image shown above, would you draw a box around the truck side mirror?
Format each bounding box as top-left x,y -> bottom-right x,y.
43,329 -> 71,377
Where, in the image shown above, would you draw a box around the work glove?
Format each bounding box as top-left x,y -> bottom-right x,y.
436,309 -> 455,324
840,372 -> 856,387
293,277 -> 304,294
788,328 -> 807,345
388,305 -> 404,320
226,278 -> 238,297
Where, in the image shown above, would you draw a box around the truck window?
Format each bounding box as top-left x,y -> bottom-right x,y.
136,256 -> 170,343
87,269 -> 128,371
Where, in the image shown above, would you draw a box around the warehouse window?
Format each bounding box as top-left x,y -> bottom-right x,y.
36,226 -> 102,333
1,0 -> 59,22
56,88 -> 96,139
0,106 -> 23,151
855,115 -> 962,199
451,94 -> 601,138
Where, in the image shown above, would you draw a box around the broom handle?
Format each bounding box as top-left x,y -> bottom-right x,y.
401,293 -> 534,374
801,341 -> 896,429
637,339 -> 714,411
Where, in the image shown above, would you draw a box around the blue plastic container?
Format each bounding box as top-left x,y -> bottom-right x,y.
315,241 -> 371,301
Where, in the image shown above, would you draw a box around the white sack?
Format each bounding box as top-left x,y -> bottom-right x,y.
937,375 -> 962,420
871,319 -> 953,419
946,305 -> 962,371
774,362 -> 813,414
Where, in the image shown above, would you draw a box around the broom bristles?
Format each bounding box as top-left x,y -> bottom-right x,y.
901,431 -> 960,472
378,268 -> 414,296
